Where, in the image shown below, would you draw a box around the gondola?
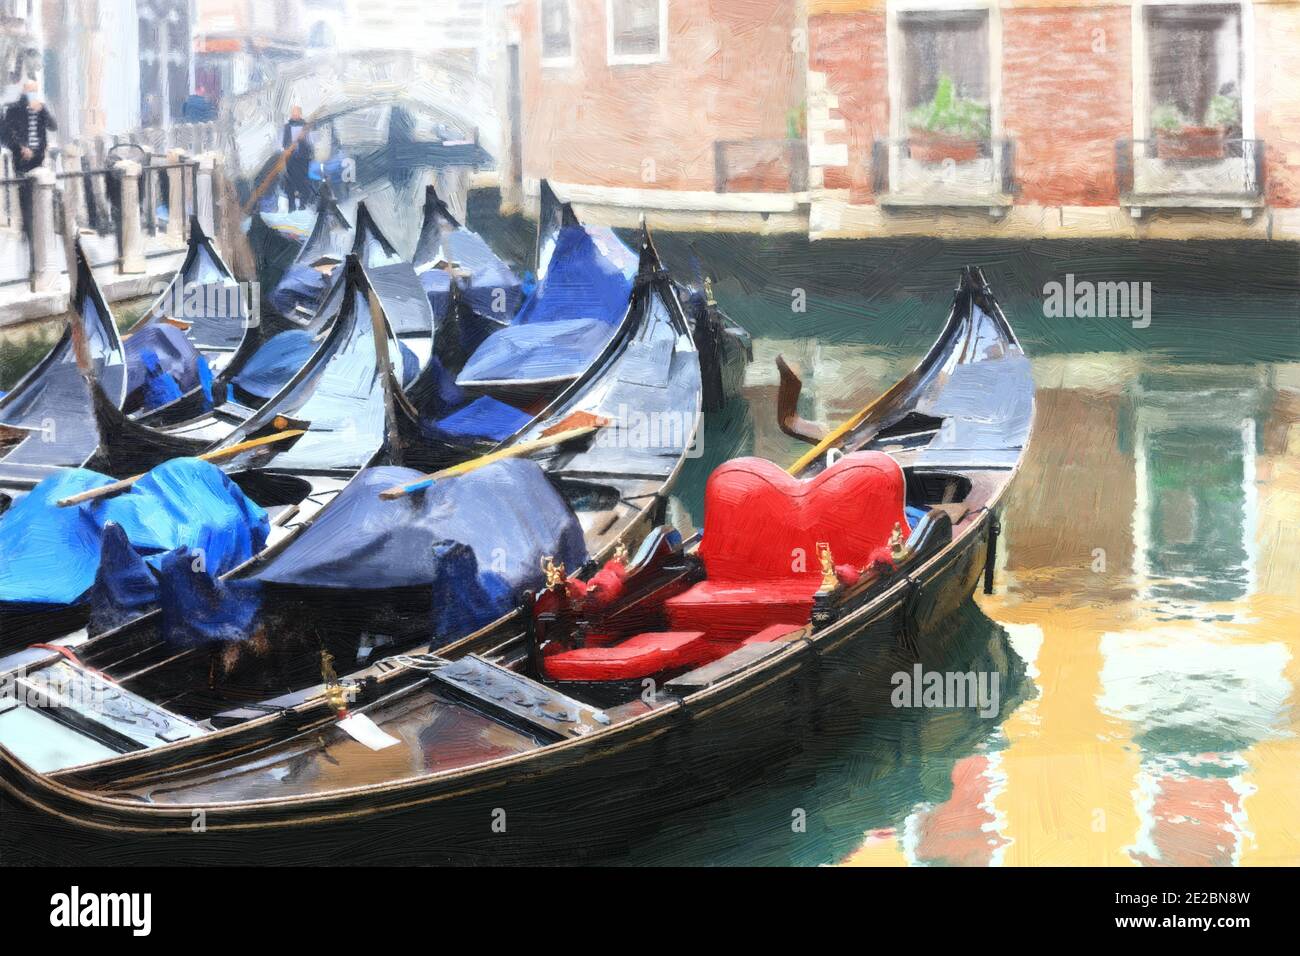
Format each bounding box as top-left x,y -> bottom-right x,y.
119,216 -> 254,424
0,267 -> 1029,864
458,179 -> 749,411
539,179 -> 752,410
0,243 -> 138,514
412,184 -> 522,370
74,200 -> 438,468
0,225 -> 698,681
262,182 -> 352,332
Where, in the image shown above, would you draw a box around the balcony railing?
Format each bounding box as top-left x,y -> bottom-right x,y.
872,137 -> 1016,210
714,139 -> 809,194
1117,138 -> 1264,213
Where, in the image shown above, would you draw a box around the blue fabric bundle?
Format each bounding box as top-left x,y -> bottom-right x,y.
457,225 -> 636,387
124,324 -> 201,409
250,459 -> 586,646
428,396 -> 531,443
409,352 -> 531,444
0,460 -> 269,631
231,329 -> 317,401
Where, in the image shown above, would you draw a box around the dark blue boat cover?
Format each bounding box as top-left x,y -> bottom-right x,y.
456,225 -> 636,387
270,263 -> 332,322
124,324 -> 202,410
0,459 -> 269,613
440,230 -> 523,322
250,459 -> 586,643
428,396 -> 532,443
408,350 -> 530,443
420,267 -> 453,322
457,317 -> 619,386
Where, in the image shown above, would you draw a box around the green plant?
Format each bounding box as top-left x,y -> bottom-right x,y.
1206,93 -> 1240,128
1151,104 -> 1186,133
906,74 -> 991,140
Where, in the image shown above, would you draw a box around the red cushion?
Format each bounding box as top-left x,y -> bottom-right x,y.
665,578 -> 819,641
543,631 -> 712,682
698,452 -> 908,584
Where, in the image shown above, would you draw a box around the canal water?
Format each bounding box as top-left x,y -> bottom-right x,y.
3,198 -> 1297,866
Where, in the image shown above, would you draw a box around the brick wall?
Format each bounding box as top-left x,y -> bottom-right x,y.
1001,7 -> 1132,206
809,10 -> 888,204
519,0 -> 802,193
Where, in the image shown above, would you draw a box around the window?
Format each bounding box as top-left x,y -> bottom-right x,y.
1146,4 -> 1242,137
541,0 -> 573,64
607,0 -> 666,65
900,10 -> 991,143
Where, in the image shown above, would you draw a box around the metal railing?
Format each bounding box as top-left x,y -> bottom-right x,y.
714,138 -> 809,193
1116,137 -> 1264,202
871,136 -> 1017,202
1,140 -> 203,294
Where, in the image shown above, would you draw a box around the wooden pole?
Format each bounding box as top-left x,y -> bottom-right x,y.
378,424 -> 602,500
56,430 -> 306,507
241,110 -> 322,216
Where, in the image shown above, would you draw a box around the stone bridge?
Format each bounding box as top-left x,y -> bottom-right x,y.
221,49 -> 502,247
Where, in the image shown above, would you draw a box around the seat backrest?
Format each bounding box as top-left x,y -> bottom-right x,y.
698,452 -> 908,583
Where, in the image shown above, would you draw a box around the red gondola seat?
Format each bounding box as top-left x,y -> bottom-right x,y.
542,452 -> 908,682
663,452 -> 908,638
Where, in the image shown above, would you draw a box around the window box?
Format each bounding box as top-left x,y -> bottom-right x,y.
907,131 -> 983,166
1155,126 -> 1226,162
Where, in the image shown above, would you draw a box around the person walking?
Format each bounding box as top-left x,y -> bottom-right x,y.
1,80 -> 57,242
282,105 -> 313,212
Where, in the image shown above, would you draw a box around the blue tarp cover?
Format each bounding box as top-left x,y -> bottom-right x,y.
457,317 -> 617,386
456,225 -> 636,386
514,225 -> 635,328
427,395 -> 532,443
0,459 -> 269,613
270,263 -> 331,321
124,324 -> 202,404
250,459 -> 586,643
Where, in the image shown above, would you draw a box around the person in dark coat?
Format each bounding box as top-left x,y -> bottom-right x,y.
1,80 -> 57,241
282,105 -> 313,212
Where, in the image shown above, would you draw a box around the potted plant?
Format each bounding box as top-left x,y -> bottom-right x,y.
906,74 -> 991,164
1153,94 -> 1239,160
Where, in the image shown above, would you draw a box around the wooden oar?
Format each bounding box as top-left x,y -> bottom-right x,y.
379,414 -> 609,500
56,430 -> 306,507
786,380 -> 892,476
241,110 -> 323,216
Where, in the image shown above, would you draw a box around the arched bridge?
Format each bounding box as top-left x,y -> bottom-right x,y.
220,48 -> 500,248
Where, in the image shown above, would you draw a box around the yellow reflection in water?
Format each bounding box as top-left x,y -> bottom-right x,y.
836,357 -> 1299,867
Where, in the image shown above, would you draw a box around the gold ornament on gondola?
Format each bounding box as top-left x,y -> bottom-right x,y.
541,556 -> 566,589
320,650 -> 348,717
613,541 -> 629,565
889,522 -> 907,563
816,541 -> 838,591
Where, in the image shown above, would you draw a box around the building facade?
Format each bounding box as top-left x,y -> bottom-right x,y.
512,0 -> 1300,240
